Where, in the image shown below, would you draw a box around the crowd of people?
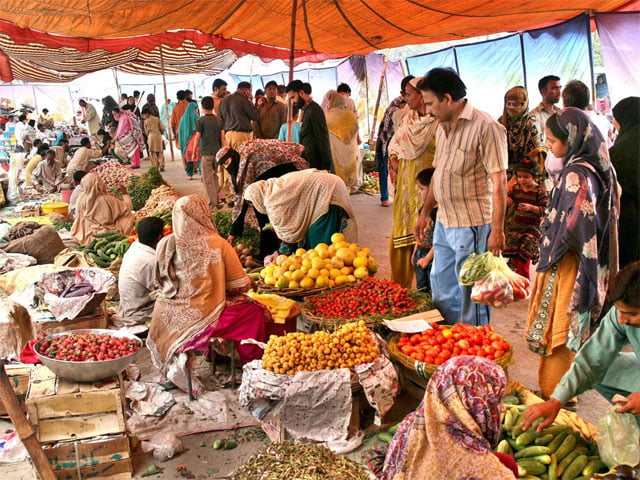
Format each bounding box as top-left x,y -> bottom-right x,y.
3,66 -> 638,477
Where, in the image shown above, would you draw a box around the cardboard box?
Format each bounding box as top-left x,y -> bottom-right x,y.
26,365 -> 126,444
32,304 -> 108,337
35,434 -> 132,480
0,364 -> 31,416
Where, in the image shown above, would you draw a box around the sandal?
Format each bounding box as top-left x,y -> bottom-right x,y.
380,200 -> 390,207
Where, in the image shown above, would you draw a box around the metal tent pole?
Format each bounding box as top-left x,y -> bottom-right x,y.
159,45 -> 175,162
286,0 -> 299,142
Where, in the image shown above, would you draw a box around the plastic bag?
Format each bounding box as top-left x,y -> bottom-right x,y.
596,407 -> 640,467
140,432 -> 184,461
470,269 -> 513,308
464,252 -> 531,307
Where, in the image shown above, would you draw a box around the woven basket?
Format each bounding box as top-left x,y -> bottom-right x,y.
300,292 -> 432,331
257,280 -> 352,300
388,334 -> 513,386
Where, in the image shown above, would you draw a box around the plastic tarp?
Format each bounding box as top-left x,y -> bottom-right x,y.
595,12 -> 640,103
405,15 -> 592,118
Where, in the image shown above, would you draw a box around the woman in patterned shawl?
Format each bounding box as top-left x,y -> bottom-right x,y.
147,195 -> 267,394
112,107 -> 145,168
525,107 -> 618,400
498,86 -> 545,177
380,356 -> 517,480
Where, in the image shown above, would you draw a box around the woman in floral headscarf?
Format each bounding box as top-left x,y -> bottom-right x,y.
498,86 -> 545,178
380,356 -> 517,480
147,195 -> 267,394
112,107 -> 145,168
525,107 -> 619,401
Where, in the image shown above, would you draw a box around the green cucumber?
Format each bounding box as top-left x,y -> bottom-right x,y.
546,431 -> 568,454
378,432 -> 393,443
516,459 -> 547,476
534,434 -> 554,446
495,439 -> 512,455
514,446 -> 551,459
581,459 -> 607,477
554,434 -> 576,462
561,454 -> 587,480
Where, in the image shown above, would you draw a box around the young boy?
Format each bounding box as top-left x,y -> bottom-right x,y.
413,168 -> 437,293
193,96 -> 225,211
504,158 -> 549,278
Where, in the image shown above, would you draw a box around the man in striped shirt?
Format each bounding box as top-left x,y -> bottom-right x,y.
415,68 -> 508,326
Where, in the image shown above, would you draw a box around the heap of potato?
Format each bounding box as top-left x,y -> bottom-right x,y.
259,233 -> 378,289
261,321 -> 379,374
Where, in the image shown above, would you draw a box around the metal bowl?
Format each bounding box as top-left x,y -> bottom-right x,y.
34,329 -> 143,383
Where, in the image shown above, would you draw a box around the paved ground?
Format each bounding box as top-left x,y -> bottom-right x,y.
1,151 -> 609,479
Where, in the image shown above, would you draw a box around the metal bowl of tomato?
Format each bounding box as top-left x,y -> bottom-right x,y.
33,329 -> 143,382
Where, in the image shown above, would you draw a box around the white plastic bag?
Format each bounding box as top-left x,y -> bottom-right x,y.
596,407 -> 640,467
140,432 -> 184,461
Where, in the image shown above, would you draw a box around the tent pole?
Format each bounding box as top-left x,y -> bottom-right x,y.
286,0 -> 298,142
112,69 -> 120,98
368,52 -> 388,146
159,45 -> 175,162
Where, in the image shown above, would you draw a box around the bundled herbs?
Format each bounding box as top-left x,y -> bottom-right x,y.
228,442 -> 370,480
126,167 -> 164,210
212,210 -> 259,251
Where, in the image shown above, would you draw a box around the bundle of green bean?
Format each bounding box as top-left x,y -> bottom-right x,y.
228,442 -> 370,480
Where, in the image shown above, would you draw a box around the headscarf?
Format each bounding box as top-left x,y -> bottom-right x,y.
244,169 -> 355,244
148,195 -> 249,371
324,91 -> 358,145
381,356 -> 513,480
177,102 -> 199,154
499,86 -> 542,169
70,173 -> 135,245
612,96 -> 640,133
537,107 -> 618,347
387,79 -> 438,161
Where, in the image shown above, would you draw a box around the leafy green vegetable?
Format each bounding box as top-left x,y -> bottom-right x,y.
212,210 -> 259,251
127,167 -> 164,210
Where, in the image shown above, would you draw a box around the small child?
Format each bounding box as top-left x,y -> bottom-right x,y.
413,168 -> 437,293
504,159 -> 549,278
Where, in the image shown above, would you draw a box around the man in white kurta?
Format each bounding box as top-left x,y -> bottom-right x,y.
114,217 -> 164,327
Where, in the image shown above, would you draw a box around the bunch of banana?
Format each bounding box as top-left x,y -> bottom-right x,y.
246,291 -> 295,323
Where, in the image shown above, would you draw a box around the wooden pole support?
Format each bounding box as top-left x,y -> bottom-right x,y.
0,361 -> 56,480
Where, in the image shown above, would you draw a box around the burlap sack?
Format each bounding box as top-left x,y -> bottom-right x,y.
1,224 -> 65,264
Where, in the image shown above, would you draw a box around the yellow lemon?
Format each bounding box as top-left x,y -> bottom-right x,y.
353,256 -> 368,268
349,243 -> 360,253
347,275 -> 356,283
334,241 -> 349,250
295,248 -> 307,256
311,257 -> 325,269
328,279 -> 336,287
331,257 -> 344,269
330,232 -> 345,244
264,275 -> 277,286
308,268 -> 321,280
335,275 -> 350,286
283,271 -> 292,280
291,270 -> 305,282
340,266 -> 353,275
336,247 -> 356,266
288,280 -> 300,289
320,268 -> 330,277
276,277 -> 289,289
367,257 -> 379,274
289,263 -> 301,272
272,267 -> 284,278
300,276 -> 315,288
315,242 -> 329,252
276,254 -> 289,266
328,245 -> 337,257
301,258 -> 312,269
315,275 -> 330,288
358,247 -> 371,256
354,266 -> 369,279
329,268 -> 341,280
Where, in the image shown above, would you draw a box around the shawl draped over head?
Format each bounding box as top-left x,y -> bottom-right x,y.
147,195 -> 250,372
612,96 -> 640,133
70,173 -> 135,245
499,86 -> 542,168
178,102 -> 199,155
115,110 -> 145,156
382,356 -> 513,480
243,169 -> 356,244
388,80 -> 438,161
324,91 -> 359,145
537,107 -> 619,347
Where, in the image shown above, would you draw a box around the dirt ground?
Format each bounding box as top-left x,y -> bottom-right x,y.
1,152 -> 610,479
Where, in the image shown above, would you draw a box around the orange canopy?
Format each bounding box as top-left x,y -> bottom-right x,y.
0,0 -> 636,82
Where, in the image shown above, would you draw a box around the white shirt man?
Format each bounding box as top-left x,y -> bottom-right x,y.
114,217 -> 165,327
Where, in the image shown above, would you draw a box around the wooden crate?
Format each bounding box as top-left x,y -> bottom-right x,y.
26,365 -> 126,444
34,434 -> 132,480
32,304 -> 108,337
21,205 -> 41,217
0,364 -> 31,416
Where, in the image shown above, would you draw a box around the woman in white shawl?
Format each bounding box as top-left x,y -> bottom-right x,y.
387,77 -> 439,288
324,91 -> 360,193
243,169 -> 357,252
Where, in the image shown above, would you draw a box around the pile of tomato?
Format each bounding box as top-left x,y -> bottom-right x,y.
37,333 -> 140,362
306,277 -> 418,319
397,323 -> 511,365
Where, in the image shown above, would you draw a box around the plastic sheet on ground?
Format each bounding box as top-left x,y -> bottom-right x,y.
125,381 -> 175,417
0,252 -> 36,274
126,389 -> 260,440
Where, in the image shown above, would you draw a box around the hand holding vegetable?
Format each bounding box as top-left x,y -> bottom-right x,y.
522,398 -> 563,432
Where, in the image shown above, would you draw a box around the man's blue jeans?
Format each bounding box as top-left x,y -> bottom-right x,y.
430,221 -> 491,325
378,152 -> 389,202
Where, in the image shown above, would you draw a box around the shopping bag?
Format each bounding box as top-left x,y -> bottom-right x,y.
596,406 -> 640,467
